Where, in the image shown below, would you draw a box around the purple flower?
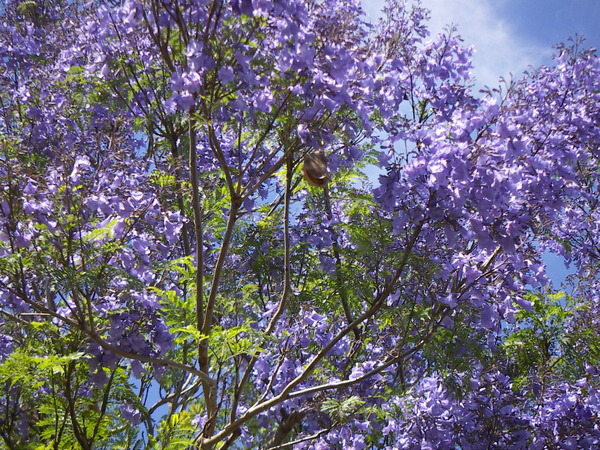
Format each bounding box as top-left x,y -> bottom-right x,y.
121,402 -> 142,425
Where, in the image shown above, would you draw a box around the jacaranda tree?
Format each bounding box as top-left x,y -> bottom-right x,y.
0,0 -> 599,448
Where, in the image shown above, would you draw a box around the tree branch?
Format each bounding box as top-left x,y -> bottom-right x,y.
199,220 -> 425,447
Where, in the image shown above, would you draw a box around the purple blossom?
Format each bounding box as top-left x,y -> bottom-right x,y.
121,402 -> 142,425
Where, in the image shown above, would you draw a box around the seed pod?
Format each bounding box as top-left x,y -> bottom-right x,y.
302,150 -> 329,188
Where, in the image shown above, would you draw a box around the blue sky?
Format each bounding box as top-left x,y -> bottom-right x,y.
362,0 -> 600,88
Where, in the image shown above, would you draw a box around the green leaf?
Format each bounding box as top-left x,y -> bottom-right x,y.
85,219 -> 118,241
321,396 -> 366,421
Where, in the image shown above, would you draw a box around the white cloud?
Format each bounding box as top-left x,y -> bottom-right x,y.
363,0 -> 551,89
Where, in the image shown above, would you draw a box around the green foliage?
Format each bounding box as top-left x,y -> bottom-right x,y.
502,292 -> 600,391
156,405 -> 203,450
420,318 -> 490,377
0,351 -> 87,388
0,341 -> 134,449
321,396 -> 366,422
209,323 -> 264,362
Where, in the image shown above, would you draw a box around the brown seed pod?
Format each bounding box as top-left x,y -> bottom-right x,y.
302,150 -> 329,188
